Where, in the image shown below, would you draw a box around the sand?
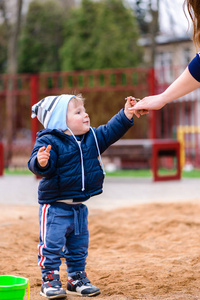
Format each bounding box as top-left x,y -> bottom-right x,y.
1,202 -> 200,300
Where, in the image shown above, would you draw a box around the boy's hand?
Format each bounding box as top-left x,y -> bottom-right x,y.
124,96 -> 139,119
37,145 -> 51,167
125,96 -> 149,118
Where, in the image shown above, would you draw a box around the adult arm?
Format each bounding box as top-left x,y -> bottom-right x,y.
133,55 -> 200,112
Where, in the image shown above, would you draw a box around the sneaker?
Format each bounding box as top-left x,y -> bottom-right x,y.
40,270 -> 67,299
67,271 -> 100,297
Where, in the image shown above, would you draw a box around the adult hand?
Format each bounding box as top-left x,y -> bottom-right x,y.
126,96 -> 149,118
133,94 -> 166,111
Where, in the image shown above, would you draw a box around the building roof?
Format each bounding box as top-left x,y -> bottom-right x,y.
139,33 -> 192,47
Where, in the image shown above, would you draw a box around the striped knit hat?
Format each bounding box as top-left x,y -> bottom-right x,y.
31,94 -> 75,131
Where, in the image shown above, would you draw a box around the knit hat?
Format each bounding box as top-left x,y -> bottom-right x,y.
31,94 -> 75,131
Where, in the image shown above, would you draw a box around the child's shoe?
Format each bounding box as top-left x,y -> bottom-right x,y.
67,271 -> 100,297
40,270 -> 67,299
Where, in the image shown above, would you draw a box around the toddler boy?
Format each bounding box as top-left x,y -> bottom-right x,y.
28,94 -> 135,299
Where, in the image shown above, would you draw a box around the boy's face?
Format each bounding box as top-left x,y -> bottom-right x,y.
66,99 -> 90,135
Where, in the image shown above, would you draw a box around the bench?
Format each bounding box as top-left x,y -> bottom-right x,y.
102,139 -> 181,181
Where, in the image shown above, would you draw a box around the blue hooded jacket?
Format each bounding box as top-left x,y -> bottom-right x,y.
28,109 -> 133,204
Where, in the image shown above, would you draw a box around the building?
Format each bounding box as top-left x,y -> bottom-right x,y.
140,33 -> 200,168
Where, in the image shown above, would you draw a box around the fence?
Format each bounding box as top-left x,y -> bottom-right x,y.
31,68 -> 155,141
0,67 -> 154,169
154,68 -> 200,168
0,66 -> 200,170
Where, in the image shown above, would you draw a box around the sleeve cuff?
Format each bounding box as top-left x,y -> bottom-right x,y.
36,159 -> 50,170
188,53 -> 200,82
122,108 -> 134,126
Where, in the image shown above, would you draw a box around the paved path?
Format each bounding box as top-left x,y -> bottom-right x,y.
0,175 -> 199,210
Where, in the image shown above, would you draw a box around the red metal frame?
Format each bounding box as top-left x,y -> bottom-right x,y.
37,67 -> 150,94
152,139 -> 181,182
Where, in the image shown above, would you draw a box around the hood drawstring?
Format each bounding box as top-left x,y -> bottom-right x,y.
67,128 -> 85,191
67,127 -> 106,192
90,127 -> 106,175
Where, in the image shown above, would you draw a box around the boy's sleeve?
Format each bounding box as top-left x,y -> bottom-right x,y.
28,137 -> 57,178
188,53 -> 200,82
94,108 -> 134,154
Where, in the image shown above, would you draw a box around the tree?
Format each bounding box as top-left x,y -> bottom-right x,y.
60,0 -> 143,71
133,0 -> 150,34
149,0 -> 159,66
18,0 -> 66,73
0,0 -> 23,166
0,23 -> 7,73
0,0 -> 23,74
133,0 -> 160,66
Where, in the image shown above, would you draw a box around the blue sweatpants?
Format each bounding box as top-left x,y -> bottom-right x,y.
38,202 -> 89,276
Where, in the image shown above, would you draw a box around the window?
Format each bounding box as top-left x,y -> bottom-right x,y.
155,51 -> 173,84
182,48 -> 191,67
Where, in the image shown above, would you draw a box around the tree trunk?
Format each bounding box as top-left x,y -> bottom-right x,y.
149,0 -> 159,67
5,0 -> 23,167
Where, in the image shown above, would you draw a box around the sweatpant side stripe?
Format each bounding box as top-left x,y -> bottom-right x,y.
38,204 -> 50,268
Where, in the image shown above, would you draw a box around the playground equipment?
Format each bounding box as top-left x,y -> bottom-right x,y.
177,126 -> 200,168
103,139 -> 181,181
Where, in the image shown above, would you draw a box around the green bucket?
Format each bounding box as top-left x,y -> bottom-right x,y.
0,275 -> 30,300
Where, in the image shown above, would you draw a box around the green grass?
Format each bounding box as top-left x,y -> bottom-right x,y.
4,168 -> 32,175
106,169 -> 200,178
3,168 -> 200,178
106,169 -> 152,177
182,169 -> 200,178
